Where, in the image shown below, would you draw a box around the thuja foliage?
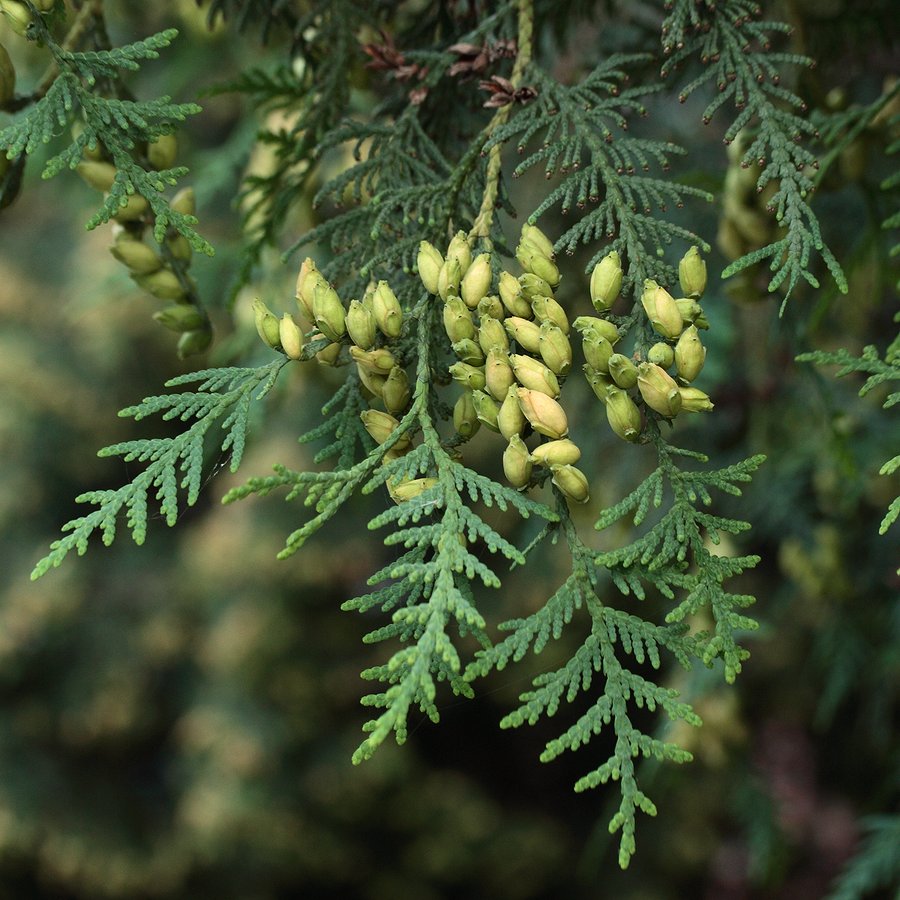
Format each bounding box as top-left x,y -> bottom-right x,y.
799,83 -> 900,568
4,0 -> 877,870
31,361 -> 287,565
660,0 -> 848,303
0,0 -> 213,355
0,11 -> 206,249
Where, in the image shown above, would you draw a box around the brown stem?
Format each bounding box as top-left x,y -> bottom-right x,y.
468,0 -> 534,245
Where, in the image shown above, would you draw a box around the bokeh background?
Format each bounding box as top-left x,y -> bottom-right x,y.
0,2 -> 897,898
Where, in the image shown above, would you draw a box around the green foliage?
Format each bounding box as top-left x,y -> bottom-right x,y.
351,310 -> 555,763
470,510 -> 700,872
883,117 -> 900,273
297,109 -> 464,292
661,0 -> 847,304
595,445 -> 763,681
498,54 -> 712,281
24,0 -> 770,867
797,77 -> 899,564
227,300 -> 558,763
283,2 -> 522,295
814,81 -> 900,193
9,0 -> 896,886
199,0 -> 301,39
31,360 -> 286,579
228,0 -> 386,289
467,448 -> 763,867
0,21 -> 209,252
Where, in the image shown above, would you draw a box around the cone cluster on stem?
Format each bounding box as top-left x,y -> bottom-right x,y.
260,257 -> 427,504
428,228 -> 714,502
580,246 -> 714,441
422,225 -> 591,506
262,230 -> 715,511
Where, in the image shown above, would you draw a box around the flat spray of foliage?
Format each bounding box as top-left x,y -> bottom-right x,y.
0,8 -> 208,251
7,0 -> 891,872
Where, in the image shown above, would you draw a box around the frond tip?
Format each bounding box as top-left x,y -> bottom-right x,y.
31,360 -> 287,580
661,0 -> 847,304
352,445 -> 556,763
468,446 -> 764,867
0,28 -> 210,254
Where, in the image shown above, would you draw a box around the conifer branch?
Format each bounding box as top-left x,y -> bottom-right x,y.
490,54 -> 711,297
797,97 -> 898,545
661,0 -> 847,305
230,0 -> 382,289
796,344 -> 900,541
0,21 -> 210,253
813,81 -> 900,187
346,299 -> 557,761
198,0 -> 299,41
22,5 -> 786,871
16,0 -> 96,108
31,359 -> 288,580
468,444 -> 764,867
466,499 -> 699,871
827,814 -> 900,900
281,2 -> 524,294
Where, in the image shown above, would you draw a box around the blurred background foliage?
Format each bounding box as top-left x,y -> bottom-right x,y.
0,1 -> 897,898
